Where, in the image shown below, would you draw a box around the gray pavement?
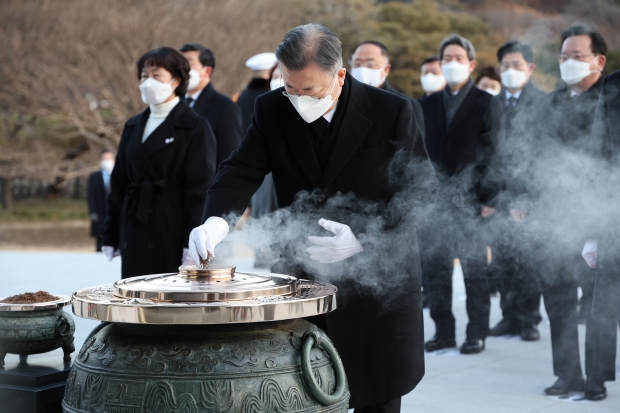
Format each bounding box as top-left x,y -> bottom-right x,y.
1,251 -> 619,412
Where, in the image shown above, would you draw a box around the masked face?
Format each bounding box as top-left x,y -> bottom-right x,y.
560,58 -> 597,85
441,61 -> 471,85
284,75 -> 338,123
187,68 -> 201,91
500,68 -> 528,89
483,88 -> 501,96
100,159 -> 114,173
351,66 -> 385,87
139,78 -> 176,105
420,73 -> 446,93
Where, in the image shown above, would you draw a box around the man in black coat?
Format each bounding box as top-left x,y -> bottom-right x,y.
484,41 -> 544,342
531,26 -> 609,399
87,150 -> 114,251
189,24 -> 436,413
584,69 -> 620,402
420,34 -> 495,355
237,52 -> 277,133
180,43 -> 242,166
349,40 -> 425,138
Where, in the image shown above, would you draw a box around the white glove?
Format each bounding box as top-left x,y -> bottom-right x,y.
582,240 -> 598,269
181,248 -> 196,266
307,218 -> 364,264
188,217 -> 229,264
102,246 -> 120,261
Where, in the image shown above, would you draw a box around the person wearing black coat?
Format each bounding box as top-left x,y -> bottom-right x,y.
531,26 -> 609,400
87,150 -> 114,251
585,69 -> 620,401
180,43 -> 243,167
101,47 -> 216,279
484,41 -> 544,343
420,35 -> 496,355
189,25 -> 436,412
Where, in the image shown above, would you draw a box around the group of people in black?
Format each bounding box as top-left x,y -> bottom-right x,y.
85,22 -> 619,412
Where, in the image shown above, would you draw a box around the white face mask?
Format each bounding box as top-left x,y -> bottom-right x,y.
270,78 -> 282,91
100,160 -> 114,173
284,76 -> 338,123
441,61 -> 471,85
501,68 -> 528,89
187,69 -> 201,91
420,73 -> 446,93
139,78 -> 175,105
560,58 -> 597,85
351,67 -> 385,87
483,88 -> 501,96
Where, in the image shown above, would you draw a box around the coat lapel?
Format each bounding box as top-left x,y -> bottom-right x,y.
126,110 -> 158,178
143,101 -> 192,157
282,106 -> 322,186
318,76 -> 372,188
445,87 -> 479,138
191,83 -> 213,116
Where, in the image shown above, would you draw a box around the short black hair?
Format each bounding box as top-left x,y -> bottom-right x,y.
136,47 -> 190,97
351,40 -> 390,61
421,55 -> 440,67
561,26 -> 607,56
179,42 -> 216,71
497,40 -> 535,63
439,34 -> 475,61
475,66 -> 500,85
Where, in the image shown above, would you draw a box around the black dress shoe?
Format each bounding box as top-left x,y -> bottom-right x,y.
585,379 -> 607,401
460,338 -> 485,354
424,337 -> 457,352
520,325 -> 540,341
544,377 -> 584,396
489,318 -> 519,336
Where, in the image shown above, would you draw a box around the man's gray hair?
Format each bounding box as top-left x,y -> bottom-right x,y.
439,34 -> 476,61
275,24 -> 343,73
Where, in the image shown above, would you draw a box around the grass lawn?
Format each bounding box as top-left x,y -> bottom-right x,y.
0,198 -> 89,222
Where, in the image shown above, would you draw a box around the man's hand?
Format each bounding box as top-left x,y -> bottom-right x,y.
509,208 -> 527,223
102,246 -> 120,261
582,240 -> 598,269
307,218 -> 363,264
481,205 -> 496,218
188,217 -> 229,265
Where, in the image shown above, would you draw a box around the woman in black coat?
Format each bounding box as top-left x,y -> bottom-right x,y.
102,47 -> 216,278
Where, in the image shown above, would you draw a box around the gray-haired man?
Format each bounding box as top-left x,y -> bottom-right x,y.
189,24 -> 435,412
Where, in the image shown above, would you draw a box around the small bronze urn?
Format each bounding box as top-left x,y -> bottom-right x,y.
63,265 -> 349,412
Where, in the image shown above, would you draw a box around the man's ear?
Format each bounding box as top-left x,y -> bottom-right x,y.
597,54 -> 607,72
383,64 -> 391,77
337,67 -> 347,87
469,60 -> 477,73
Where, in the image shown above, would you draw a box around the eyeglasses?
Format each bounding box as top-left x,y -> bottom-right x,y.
498,62 -> 527,71
558,53 -> 598,63
281,76 -> 337,100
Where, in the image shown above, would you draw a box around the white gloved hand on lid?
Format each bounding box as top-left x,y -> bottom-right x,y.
188,217 -> 229,264
582,240 -> 598,269
307,218 -> 364,264
102,246 -> 120,261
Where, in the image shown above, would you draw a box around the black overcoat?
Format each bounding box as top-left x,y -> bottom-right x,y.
236,78 -> 269,133
587,71 -> 620,318
191,82 -> 243,166
203,74 -> 435,407
102,100 -> 216,278
381,80 -> 426,138
87,170 -> 108,238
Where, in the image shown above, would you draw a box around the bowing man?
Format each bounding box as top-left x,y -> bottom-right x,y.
101,47 -> 216,279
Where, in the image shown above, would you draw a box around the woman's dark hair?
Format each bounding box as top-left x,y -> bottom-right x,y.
136,47 -> 190,97
475,66 -> 500,85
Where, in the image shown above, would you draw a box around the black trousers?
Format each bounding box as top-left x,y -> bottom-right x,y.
355,397 -> 401,413
425,252 -> 490,340
542,265 -> 612,381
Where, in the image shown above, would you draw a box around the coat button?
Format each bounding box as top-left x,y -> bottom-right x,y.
147,243 -> 154,249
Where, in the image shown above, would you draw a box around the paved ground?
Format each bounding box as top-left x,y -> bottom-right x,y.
1,251 -> 618,412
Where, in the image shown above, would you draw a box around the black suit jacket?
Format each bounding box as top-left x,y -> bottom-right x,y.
236,78 -> 269,134
587,71 -> 620,318
87,170 -> 108,238
102,100 -> 216,278
420,83 -> 495,205
191,82 -> 242,166
381,80 -> 426,138
204,74 -> 435,407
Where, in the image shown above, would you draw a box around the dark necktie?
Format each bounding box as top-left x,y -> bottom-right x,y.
310,117 -> 329,153
507,96 -> 517,107
186,97 -> 194,106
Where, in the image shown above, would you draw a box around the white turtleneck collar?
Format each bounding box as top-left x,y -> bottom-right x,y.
142,96 -> 180,142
